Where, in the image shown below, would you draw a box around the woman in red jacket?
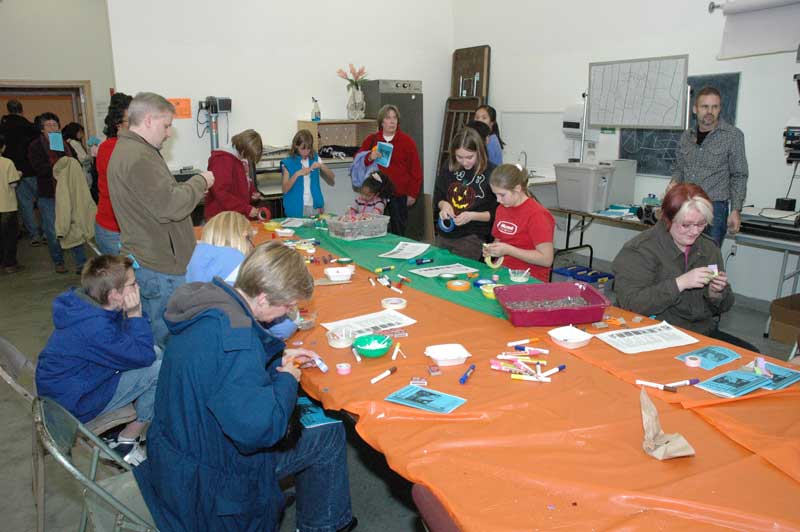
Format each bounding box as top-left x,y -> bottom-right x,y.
95,92 -> 132,255
204,129 -> 267,222
358,105 -> 422,236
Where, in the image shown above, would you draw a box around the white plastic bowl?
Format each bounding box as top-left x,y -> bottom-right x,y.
547,325 -> 593,349
324,267 -> 354,282
424,344 -> 473,366
275,228 -> 295,237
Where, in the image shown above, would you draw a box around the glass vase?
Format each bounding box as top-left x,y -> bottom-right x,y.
346,86 -> 366,120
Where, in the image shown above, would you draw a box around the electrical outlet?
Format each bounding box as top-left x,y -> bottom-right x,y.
730,243 -> 737,256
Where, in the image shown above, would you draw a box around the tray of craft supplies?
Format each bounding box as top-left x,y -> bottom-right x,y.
328,213 -> 390,240
494,281 -> 610,327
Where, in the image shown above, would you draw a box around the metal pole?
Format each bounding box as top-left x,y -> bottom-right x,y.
209,112 -> 219,150
579,91 -> 588,163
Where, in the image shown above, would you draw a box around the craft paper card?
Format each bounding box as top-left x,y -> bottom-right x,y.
296,397 -> 342,429
375,142 -> 393,167
676,346 -> 740,370
385,385 -> 466,414
695,370 -> 771,398
48,132 -> 64,152
743,360 -> 800,391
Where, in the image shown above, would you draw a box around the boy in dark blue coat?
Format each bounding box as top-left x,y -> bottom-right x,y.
134,242 -> 356,532
36,254 -> 159,465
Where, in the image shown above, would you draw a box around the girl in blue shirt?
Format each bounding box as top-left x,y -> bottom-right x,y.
474,105 -> 505,167
281,130 -> 335,217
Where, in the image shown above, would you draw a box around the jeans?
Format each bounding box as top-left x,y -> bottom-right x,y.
706,200 -> 729,247
98,358 -> 162,423
15,176 -> 42,239
38,197 -> 87,268
135,266 -> 185,349
94,222 -> 121,255
0,211 -> 19,267
274,422 -> 353,532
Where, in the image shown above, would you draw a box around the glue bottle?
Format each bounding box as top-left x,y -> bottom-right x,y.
311,97 -> 321,122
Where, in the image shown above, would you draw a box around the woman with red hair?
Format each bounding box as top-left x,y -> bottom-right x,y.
613,184 -> 756,350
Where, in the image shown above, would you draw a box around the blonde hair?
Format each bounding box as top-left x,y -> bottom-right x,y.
448,127 -> 487,175
290,129 -> 315,157
235,241 -> 314,305
201,211 -> 253,255
490,163 -> 529,195
232,129 -> 263,167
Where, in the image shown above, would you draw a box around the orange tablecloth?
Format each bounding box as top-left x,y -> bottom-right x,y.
248,225 -> 800,531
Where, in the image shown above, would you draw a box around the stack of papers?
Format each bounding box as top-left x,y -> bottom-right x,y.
695,370 -> 772,398
744,361 -> 800,391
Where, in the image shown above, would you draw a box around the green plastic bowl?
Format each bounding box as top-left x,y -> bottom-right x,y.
352,334 -> 392,358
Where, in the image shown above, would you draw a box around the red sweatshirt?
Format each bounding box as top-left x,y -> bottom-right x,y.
359,128 -> 422,199
204,150 -> 254,220
95,137 -> 120,232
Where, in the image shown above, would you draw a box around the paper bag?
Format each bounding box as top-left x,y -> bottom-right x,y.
640,388 -> 695,460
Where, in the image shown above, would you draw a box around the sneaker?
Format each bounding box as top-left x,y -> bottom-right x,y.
122,443 -> 147,467
105,436 -> 143,465
54,263 -> 67,274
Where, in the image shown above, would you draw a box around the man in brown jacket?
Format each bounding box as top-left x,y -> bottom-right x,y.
108,92 -> 214,348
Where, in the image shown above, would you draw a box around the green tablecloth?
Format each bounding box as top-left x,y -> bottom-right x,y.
291,226 -> 540,319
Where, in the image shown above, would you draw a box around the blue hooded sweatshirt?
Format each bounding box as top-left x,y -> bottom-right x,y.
35,288 -> 156,422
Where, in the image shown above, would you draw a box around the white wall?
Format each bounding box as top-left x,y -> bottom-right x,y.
0,0 -> 116,134
106,0 -> 454,193
453,0 -> 799,303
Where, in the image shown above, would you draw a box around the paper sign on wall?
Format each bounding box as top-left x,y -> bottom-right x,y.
168,98 -> 192,119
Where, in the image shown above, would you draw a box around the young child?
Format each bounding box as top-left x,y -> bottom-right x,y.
474,105 -> 505,167
353,170 -> 394,215
185,211 -> 298,339
281,130 -> 335,218
433,127 -> 497,260
484,164 -> 555,282
0,133 -> 22,273
35,255 -> 160,465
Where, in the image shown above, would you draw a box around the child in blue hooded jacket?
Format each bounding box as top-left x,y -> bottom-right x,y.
35,254 -> 159,465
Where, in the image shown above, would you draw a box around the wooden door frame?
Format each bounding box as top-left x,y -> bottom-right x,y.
0,79 -> 96,136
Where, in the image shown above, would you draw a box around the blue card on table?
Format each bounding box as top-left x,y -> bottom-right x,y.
695,370 -> 771,398
752,362 -> 800,391
676,346 -> 740,370
296,397 -> 342,429
385,385 -> 466,414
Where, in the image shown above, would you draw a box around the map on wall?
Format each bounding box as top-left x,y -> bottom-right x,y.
618,73 -> 740,177
587,55 -> 688,129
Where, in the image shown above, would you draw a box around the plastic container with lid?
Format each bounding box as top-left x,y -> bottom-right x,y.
554,162 -> 615,212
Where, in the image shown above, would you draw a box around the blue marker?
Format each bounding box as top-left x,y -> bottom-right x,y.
408,258 -> 434,265
459,364 -> 476,384
540,364 -> 566,378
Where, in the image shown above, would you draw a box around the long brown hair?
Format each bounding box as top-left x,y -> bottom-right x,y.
448,127 -> 487,175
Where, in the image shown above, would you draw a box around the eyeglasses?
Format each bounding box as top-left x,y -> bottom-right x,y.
678,222 -> 707,231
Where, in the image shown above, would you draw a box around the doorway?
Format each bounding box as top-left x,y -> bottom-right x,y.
0,80 -> 96,135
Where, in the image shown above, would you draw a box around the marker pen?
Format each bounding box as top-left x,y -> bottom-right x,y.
635,379 -> 677,392
370,366 -> 398,384
514,345 -> 549,354
459,364 -> 476,384
511,374 -> 552,383
664,378 -> 700,388
507,338 -> 531,347
540,364 -> 566,378
351,347 -> 362,364
409,258 -> 433,265
374,266 -> 395,273
397,274 -> 412,283
368,278 -> 376,287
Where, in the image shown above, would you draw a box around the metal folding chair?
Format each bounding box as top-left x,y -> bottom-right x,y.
0,336 -> 137,531
33,397 -> 157,532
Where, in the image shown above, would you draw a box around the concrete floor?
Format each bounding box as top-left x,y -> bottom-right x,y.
0,241 -> 794,531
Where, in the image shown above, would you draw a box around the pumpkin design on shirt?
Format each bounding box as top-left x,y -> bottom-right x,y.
448,170 -> 486,212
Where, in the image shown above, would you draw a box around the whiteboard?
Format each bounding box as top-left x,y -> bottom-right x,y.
587,54 -> 689,130
499,111 -> 573,178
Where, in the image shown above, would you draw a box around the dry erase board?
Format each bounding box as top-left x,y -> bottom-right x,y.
587,55 -> 689,130
619,72 -> 740,177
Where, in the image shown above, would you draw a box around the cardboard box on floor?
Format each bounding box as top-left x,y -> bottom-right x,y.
769,294 -> 800,345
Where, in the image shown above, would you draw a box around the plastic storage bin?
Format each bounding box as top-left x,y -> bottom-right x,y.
328,213 -> 390,240
494,281 -> 611,327
554,163 -> 615,212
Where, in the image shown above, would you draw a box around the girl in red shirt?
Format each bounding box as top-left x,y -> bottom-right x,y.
484,164 -> 555,282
